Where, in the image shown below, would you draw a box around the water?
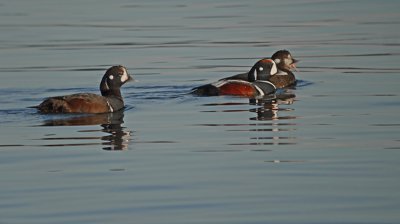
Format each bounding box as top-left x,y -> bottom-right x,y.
1,0 -> 400,223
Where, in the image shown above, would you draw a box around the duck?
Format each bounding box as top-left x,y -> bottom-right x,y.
36,65 -> 133,114
268,50 -> 298,88
220,50 -> 298,88
191,59 -> 277,97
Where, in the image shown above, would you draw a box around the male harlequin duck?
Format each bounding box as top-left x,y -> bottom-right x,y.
221,50 -> 299,88
191,59 -> 277,97
36,65 -> 133,114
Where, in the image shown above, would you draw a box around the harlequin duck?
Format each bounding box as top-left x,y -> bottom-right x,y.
36,65 -> 133,114
268,50 -> 298,88
192,59 -> 277,97
220,50 -> 298,88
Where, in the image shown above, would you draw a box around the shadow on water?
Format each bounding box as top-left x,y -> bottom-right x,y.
39,110 -> 132,151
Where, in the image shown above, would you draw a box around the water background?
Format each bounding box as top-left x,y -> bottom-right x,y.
1,0 -> 400,223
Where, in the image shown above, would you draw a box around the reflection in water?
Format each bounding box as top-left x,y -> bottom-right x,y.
198,91 -> 298,147
249,92 -> 296,121
100,122 -> 131,151
41,110 -> 132,151
248,92 -> 297,146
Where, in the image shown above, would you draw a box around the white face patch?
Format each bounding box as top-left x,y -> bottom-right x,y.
120,68 -> 129,82
270,62 -> 278,75
274,58 -> 281,64
109,75 -> 114,80
259,67 -> 264,71
284,58 -> 291,66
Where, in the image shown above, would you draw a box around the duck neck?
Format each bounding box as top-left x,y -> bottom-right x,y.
101,89 -> 123,100
276,64 -> 289,73
275,67 -> 294,76
101,89 -> 125,112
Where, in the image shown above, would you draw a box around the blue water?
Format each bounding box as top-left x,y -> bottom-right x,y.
1,0 -> 400,223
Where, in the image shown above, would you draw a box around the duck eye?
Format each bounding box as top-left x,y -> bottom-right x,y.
259,67 -> 264,71
109,75 -> 114,80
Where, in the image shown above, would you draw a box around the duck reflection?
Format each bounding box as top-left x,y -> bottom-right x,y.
249,92 -> 296,121
247,91 -> 297,145
197,91 -> 298,146
41,110 -> 131,150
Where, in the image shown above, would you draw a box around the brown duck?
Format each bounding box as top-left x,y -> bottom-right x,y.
36,65 -> 133,114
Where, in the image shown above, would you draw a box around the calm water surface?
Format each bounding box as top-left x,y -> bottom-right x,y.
1,0 -> 400,223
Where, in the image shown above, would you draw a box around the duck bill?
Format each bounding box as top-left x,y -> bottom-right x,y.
125,74 -> 134,83
290,59 -> 299,71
